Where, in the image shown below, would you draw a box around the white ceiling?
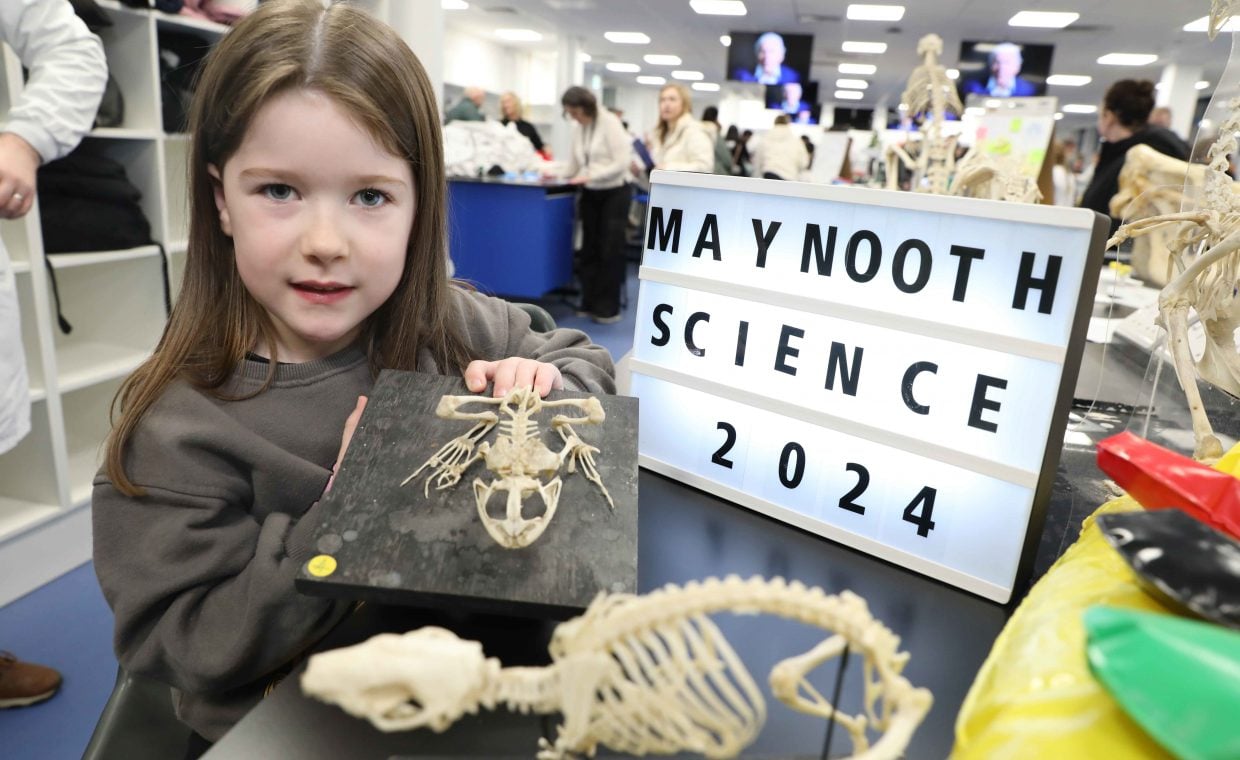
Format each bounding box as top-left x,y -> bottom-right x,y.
444,0 -> 1238,129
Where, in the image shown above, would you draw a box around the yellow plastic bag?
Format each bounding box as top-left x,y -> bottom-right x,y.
950,444 -> 1240,760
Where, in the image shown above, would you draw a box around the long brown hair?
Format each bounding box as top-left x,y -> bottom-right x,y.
105,0 -> 469,495
657,83 -> 693,143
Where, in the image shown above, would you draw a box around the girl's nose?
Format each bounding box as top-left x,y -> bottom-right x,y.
300,204 -> 348,261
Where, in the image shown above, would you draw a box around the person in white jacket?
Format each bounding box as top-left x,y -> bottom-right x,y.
752,114 -> 809,181
559,86 -> 632,323
646,83 -> 713,174
1,0 -> 107,457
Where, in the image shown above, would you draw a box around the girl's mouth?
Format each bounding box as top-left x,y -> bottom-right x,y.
292,282 -> 354,303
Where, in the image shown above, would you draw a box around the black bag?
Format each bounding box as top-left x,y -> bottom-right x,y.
159,30 -> 211,133
37,149 -> 170,333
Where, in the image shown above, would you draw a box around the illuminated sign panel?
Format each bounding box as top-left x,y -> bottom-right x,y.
631,171 -> 1108,602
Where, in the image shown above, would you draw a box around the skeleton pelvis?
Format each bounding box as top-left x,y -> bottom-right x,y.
474,475 -> 562,549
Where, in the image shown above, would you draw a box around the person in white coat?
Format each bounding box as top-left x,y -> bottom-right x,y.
646,83 -> 713,174
1,0 -> 107,457
559,86 -> 632,323
752,114 -> 809,181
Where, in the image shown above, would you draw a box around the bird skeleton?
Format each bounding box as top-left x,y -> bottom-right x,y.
403,386 -> 614,548
302,575 -> 933,759
1106,98 -> 1240,461
1212,0 -> 1240,37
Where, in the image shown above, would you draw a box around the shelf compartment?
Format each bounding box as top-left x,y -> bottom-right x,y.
1,216 -> 32,267
78,137 -> 166,244
62,378 -> 123,508
0,400 -> 63,532
46,245 -> 162,270
97,2 -> 160,134
47,253 -> 164,393
90,127 -> 161,140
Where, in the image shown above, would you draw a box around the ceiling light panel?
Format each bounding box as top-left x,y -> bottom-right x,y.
693,82 -> 721,91
946,68 -> 959,80
672,70 -> 705,80
690,0 -> 747,15
1062,104 -> 1098,113
838,63 -> 877,75
835,90 -> 864,100
846,4 -> 904,21
1197,80 -> 1211,89
842,41 -> 887,54
720,34 -> 731,47
644,54 -> 682,65
1097,53 -> 1158,66
636,75 -> 667,85
605,62 -> 641,72
1046,74 -> 1091,86
1008,11 -> 1079,28
836,78 -> 869,89
605,31 -> 651,44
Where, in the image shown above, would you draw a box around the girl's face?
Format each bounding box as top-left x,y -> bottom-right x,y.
210,89 -> 415,363
659,87 -> 684,123
501,94 -> 517,120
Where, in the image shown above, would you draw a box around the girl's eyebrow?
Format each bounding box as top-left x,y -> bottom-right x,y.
237,167 -> 408,188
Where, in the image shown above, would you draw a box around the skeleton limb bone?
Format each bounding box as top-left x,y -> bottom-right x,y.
303,575 -> 933,760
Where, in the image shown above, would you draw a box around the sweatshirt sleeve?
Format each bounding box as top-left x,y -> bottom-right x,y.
0,0 -> 107,162
661,122 -> 716,173
453,288 -> 617,393
92,392 -> 349,695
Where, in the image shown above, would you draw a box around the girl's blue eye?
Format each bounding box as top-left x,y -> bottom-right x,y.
263,184 -> 294,201
356,188 -> 388,207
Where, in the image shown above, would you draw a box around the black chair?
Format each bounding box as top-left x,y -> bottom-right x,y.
513,301 -> 556,332
81,666 -> 193,760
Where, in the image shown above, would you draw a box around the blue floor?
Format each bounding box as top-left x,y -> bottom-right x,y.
0,263 -> 641,760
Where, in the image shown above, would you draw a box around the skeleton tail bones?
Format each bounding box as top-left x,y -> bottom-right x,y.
302,575 -> 932,760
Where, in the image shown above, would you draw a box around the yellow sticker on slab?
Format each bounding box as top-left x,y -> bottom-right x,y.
307,555 -> 337,577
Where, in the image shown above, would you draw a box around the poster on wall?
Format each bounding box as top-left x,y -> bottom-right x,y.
965,95 -> 1059,180
629,171 -> 1108,603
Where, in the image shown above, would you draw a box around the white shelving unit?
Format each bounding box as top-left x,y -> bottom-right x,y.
0,1 -> 227,606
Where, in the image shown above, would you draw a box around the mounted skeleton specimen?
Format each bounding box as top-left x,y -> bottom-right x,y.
885,34 -> 962,195
403,386 -> 614,548
1106,95 -> 1240,461
302,575 -> 933,760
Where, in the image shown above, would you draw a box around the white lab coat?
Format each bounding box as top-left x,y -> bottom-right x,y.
0,0 -> 107,454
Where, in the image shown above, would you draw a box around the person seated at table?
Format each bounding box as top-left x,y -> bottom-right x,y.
90,3 -> 616,755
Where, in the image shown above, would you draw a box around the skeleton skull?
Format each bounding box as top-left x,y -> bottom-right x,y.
301,627 -> 499,732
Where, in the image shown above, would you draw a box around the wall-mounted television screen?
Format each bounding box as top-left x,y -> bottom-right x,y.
727,31 -> 813,85
765,81 -> 819,117
832,107 -> 873,130
956,40 -> 1054,99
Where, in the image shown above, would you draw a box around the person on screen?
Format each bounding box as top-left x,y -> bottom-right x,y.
962,42 -> 1037,97
734,32 -> 800,85
777,82 -> 811,118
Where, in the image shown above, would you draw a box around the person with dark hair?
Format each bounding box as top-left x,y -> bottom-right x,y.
559,86 -> 632,323
699,105 -> 733,175
1079,79 -> 1190,231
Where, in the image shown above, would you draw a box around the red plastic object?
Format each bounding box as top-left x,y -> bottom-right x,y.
1096,432 -> 1240,540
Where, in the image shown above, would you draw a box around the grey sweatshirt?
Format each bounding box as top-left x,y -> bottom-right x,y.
91,289 -> 616,741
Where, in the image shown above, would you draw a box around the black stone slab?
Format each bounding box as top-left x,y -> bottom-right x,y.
296,370 -> 639,618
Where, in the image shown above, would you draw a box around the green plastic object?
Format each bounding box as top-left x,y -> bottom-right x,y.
1084,606 -> 1240,760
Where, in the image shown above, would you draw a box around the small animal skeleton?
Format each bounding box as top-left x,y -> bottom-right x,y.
885,34 -> 963,195
1106,96 -> 1240,462
403,386 -> 613,549
301,575 -> 933,760
1212,0 -> 1240,36
950,149 -> 1043,204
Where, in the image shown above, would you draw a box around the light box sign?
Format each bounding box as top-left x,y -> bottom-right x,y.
631,171 -> 1108,603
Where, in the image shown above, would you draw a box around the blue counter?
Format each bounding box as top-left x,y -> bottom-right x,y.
447,177 -> 577,299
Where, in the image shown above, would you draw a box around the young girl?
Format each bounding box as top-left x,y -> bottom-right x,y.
91,0 -> 614,746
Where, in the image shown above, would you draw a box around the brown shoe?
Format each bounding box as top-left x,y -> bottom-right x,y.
0,652 -> 62,707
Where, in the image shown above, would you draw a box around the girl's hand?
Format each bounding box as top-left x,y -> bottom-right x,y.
325,395 -> 367,494
465,358 -> 563,398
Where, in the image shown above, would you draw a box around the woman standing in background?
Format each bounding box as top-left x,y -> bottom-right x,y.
559,86 -> 631,324
646,83 -> 713,174
500,91 -> 550,159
